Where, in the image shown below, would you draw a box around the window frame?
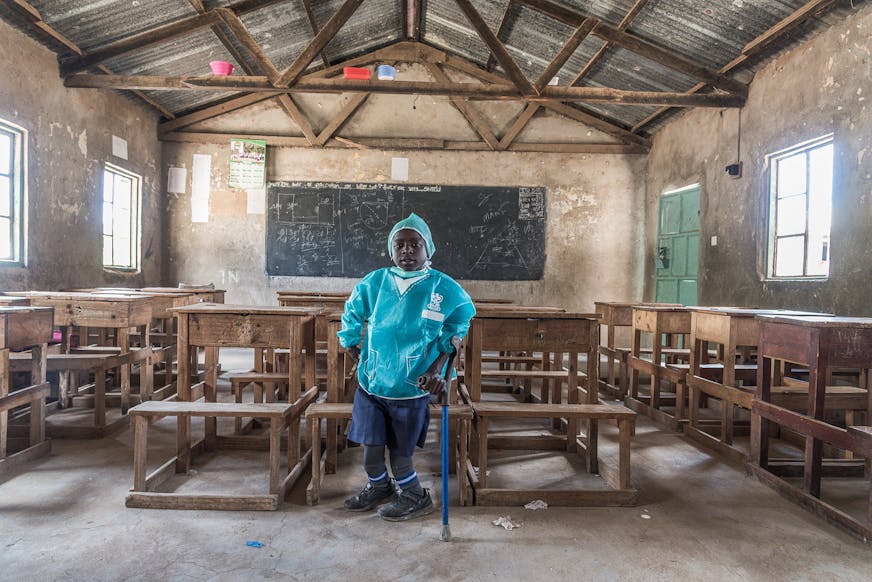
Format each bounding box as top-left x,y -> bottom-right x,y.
0,118 -> 26,265
765,134 -> 834,280
101,163 -> 142,272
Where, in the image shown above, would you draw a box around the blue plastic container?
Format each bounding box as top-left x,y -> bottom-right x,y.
377,65 -> 396,81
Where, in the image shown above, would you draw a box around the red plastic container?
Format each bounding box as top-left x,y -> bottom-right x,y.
343,66 -> 371,80
209,60 -> 234,76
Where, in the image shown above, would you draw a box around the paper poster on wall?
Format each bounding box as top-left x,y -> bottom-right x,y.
167,166 -> 187,194
112,135 -> 128,160
246,188 -> 265,214
191,154 -> 211,223
228,139 -> 266,189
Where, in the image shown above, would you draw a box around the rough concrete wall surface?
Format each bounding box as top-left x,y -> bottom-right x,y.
0,19 -> 162,291
163,139 -> 646,310
645,3 -> 872,315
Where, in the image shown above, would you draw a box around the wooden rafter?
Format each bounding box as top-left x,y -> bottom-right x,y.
214,8 -> 280,83
533,17 -> 597,93
274,0 -> 366,87
314,93 -> 369,146
161,131 -> 648,154
187,0 -> 258,75
275,95 -> 317,145
485,1 -> 514,73
453,0 -> 537,96
498,103 -> 539,150
3,0 -> 175,118
58,0 -> 285,76
404,0 -> 423,41
631,0 -> 838,132
159,92 -> 277,133
571,0 -> 649,86
515,0 -> 747,96
66,73 -> 745,107
301,0 -> 331,69
425,62 -> 500,150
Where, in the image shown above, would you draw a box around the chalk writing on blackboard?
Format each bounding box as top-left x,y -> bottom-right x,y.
266,182 -> 546,280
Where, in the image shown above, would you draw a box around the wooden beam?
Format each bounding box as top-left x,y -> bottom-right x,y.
425,62 -> 499,150
542,101 -> 649,147
314,93 -> 370,146
534,17 -> 598,93
214,7 -> 280,83
161,130 -> 648,154
486,1 -> 514,73
498,103 -> 539,150
301,0 -> 331,69
631,0 -> 838,132
515,0 -> 747,96
159,92 -> 278,133
453,0 -> 537,96
274,0 -> 367,87
275,95 -> 316,145
186,0 -> 259,75
58,0 -> 285,75
571,0 -> 649,85
404,0 -> 423,41
68,74 -> 744,107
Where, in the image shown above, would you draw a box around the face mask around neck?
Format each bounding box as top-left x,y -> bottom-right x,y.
389,265 -> 429,279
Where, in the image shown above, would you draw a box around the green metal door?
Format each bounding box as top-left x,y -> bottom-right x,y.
655,186 -> 700,305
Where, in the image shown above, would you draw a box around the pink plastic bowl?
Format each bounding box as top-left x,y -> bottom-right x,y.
209,60 -> 234,76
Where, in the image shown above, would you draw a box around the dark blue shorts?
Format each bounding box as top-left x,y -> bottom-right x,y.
347,386 -> 430,457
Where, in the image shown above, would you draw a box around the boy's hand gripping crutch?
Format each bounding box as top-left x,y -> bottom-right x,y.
418,335 -> 462,542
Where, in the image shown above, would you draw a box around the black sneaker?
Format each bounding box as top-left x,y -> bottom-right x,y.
343,480 -> 397,512
378,488 -> 434,521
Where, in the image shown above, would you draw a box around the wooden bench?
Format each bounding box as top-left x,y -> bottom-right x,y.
126,386 -> 317,511
305,401 -> 474,507
227,371 -> 294,433
469,402 -> 637,506
0,383 -> 50,477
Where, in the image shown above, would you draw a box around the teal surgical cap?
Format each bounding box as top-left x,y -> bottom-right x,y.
388,213 -> 436,258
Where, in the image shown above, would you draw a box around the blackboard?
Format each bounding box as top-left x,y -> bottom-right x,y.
266,181 -> 546,280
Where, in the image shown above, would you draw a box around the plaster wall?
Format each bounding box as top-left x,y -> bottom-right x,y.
0,19 -> 163,291
645,3 -> 872,315
163,97 -> 647,309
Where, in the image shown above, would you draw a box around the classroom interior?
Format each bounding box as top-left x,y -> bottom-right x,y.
1,0 -> 871,579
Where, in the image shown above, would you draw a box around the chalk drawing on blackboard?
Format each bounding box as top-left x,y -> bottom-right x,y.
469,224 -> 530,275
276,192 -> 335,226
358,200 -> 391,230
519,188 -> 545,220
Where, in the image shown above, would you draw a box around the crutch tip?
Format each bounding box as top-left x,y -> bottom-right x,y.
440,525 -> 452,542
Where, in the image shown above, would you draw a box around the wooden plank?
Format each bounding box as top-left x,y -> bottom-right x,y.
454,0 -> 537,95
275,95 -> 317,145
314,93 -> 370,146
742,0 -> 837,59
125,492 -> 279,510
474,488 -> 638,506
300,0 -> 331,68
474,402 -> 635,419
275,0 -> 367,87
214,8 -> 281,83
144,457 -> 178,491
488,434 -> 567,450
59,0 -> 285,75
0,439 -> 51,478
425,62 -> 499,150
485,0 -> 513,73
571,0 -> 650,85
159,93 -> 277,133
498,103 -> 539,150
534,17 -> 598,93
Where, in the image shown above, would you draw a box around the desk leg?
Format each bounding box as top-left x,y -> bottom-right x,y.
552,352 -> 563,430
140,325 -> 153,401
269,419 -> 281,495
133,416 -> 148,491
478,416 -> 488,488
752,355 -> 772,467
119,330 -> 131,414
309,417 -> 322,505
629,329 -> 641,399
30,343 -> 47,447
587,418 -> 599,474
468,324 -> 482,402
58,326 -> 73,408
95,366 -> 106,428
0,349 -> 8,458
176,415 -> 190,473
204,346 -> 219,450
289,319 -> 301,403
619,419 -> 631,489
804,349 -> 828,498
607,324 -> 616,388
566,351 -> 579,453
176,316 -> 191,401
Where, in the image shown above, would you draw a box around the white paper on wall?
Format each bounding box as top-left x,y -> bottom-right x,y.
247,188 -> 266,214
167,167 -> 187,194
391,157 -> 409,181
112,135 -> 128,160
191,154 -> 211,223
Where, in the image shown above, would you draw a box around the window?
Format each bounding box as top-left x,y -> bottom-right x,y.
767,135 -> 833,278
102,164 -> 141,270
0,119 -> 25,263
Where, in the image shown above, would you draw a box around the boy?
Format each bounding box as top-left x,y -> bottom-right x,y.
338,213 -> 476,521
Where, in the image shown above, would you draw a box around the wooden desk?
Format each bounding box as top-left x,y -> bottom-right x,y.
464,310 -> 600,468
14,292 -> 154,411
627,305 -> 693,417
595,301 -> 681,397
141,287 -> 226,304
0,306 -> 53,477
170,304 -> 318,451
750,315 -> 872,541
0,296 -> 30,306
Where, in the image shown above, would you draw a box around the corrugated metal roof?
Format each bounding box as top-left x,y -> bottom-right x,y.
3,0 -> 867,134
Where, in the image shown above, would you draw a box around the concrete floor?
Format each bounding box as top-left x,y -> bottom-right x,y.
1,350 -> 871,581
